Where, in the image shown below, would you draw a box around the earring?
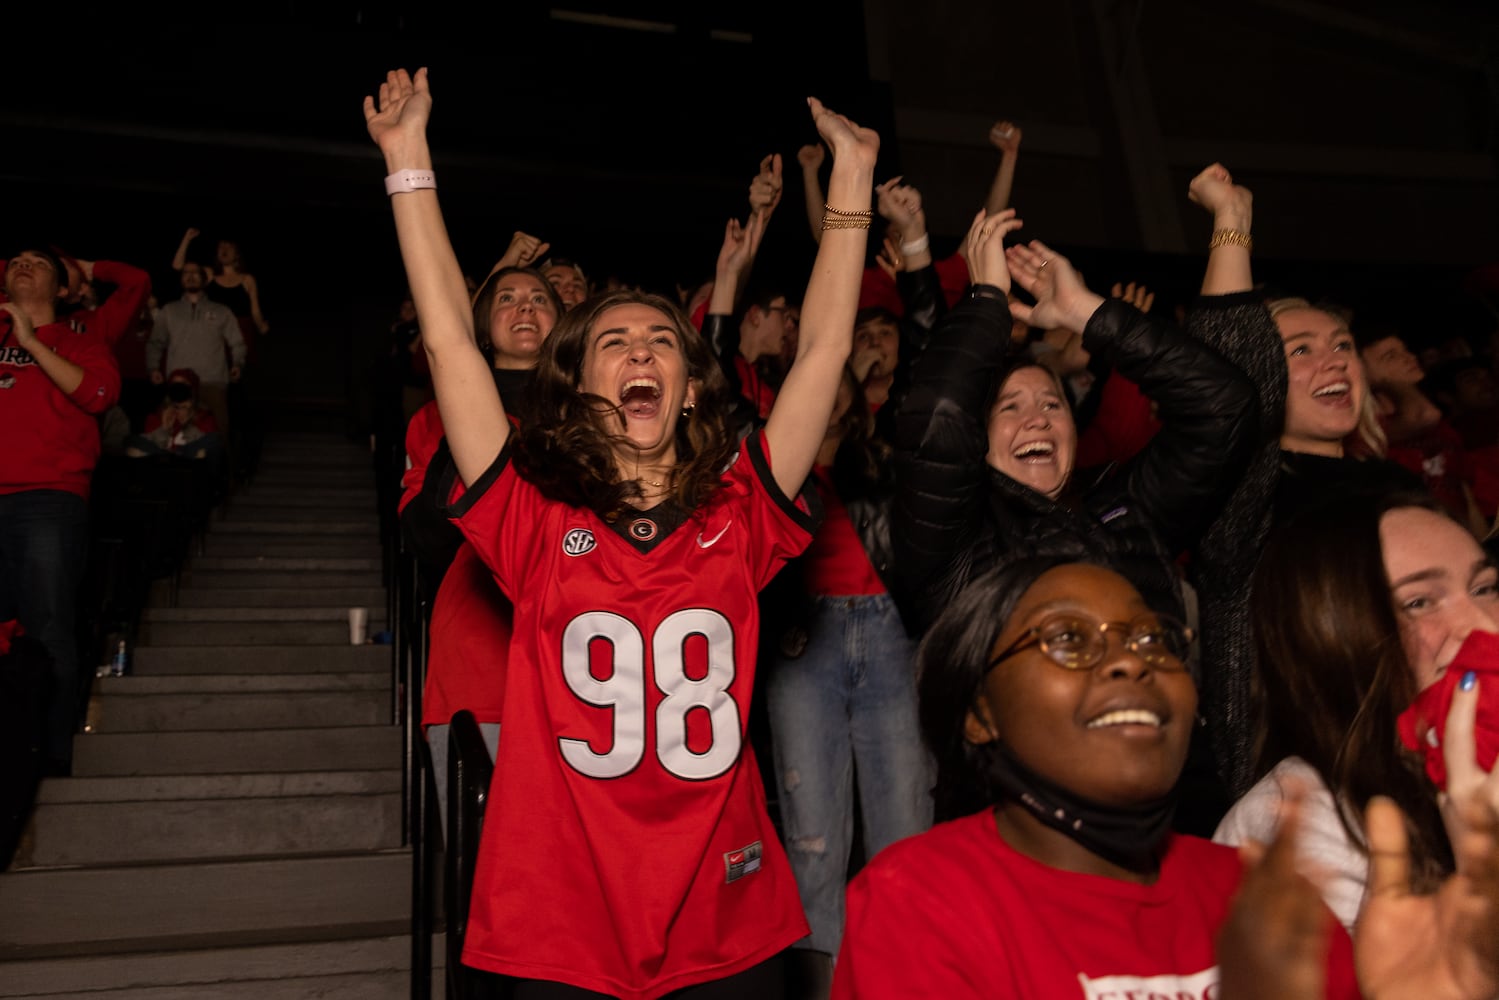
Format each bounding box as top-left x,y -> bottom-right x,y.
682,401 -> 696,415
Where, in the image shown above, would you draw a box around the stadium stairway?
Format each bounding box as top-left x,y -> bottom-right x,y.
0,431 -> 437,998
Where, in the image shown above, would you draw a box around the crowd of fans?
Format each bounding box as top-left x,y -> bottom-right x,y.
367,64 -> 1499,1000
0,229 -> 271,863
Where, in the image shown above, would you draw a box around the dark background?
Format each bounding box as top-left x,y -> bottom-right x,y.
6,0 -> 1499,422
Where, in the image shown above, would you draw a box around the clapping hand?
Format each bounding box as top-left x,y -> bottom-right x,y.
875,234 -> 904,279
1355,678 -> 1499,1000
1005,238 -> 1104,334
962,208 -> 1023,294
1217,784 -> 1331,1000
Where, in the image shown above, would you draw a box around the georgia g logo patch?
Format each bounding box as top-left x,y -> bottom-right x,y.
562,528 -> 597,557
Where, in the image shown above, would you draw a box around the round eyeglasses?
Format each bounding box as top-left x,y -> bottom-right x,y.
986,613 -> 1193,672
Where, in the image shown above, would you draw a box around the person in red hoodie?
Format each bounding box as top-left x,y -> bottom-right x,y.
0,246 -> 122,776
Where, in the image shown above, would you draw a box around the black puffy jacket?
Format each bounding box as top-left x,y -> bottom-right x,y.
893,288 -> 1257,633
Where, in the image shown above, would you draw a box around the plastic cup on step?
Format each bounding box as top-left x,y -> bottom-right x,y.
349,607 -> 369,645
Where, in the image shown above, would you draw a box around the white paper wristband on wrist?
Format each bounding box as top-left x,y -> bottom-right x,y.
899,233 -> 930,256
385,169 -> 437,196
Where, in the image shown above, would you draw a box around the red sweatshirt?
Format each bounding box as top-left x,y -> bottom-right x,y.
0,312 -> 121,497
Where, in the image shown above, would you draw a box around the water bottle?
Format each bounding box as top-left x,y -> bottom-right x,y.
110,639 -> 128,677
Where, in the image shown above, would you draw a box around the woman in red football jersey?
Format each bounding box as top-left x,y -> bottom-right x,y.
366,67 -> 878,998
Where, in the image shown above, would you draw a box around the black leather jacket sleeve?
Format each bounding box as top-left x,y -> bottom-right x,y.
892,286 -> 1013,621
1083,299 -> 1258,557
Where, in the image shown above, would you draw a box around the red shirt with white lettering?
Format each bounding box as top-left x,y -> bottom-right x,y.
835,809 -> 1360,1000
447,431 -> 815,998
0,314 -> 120,497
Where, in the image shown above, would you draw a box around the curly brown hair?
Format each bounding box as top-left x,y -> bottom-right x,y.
515,290 -> 739,522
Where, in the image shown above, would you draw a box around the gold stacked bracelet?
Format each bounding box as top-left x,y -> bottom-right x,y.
822,204 -> 873,231
1209,228 -> 1253,252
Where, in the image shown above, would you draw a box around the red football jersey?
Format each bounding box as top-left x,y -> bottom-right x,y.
448,431 -> 815,998
422,542 -> 511,728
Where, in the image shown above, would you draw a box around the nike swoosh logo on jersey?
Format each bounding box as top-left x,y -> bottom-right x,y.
696,522 -> 732,548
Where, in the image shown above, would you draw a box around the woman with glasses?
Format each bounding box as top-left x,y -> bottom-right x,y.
894,203 -> 1260,832
831,556 -> 1499,999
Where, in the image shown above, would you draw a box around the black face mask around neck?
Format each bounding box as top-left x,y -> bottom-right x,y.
987,741 -> 1178,872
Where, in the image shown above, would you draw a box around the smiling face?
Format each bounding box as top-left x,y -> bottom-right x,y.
965,564 -> 1196,808
1381,506 -> 1499,690
1275,307 -> 1366,456
488,271 -> 559,369
985,365 -> 1077,499
544,263 -> 588,309
577,302 -> 696,464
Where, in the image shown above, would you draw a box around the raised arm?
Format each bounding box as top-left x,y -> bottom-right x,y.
1189,163 -> 1254,297
796,143 -> 827,246
364,67 -> 505,487
983,121 -> 1022,216
875,176 -> 932,273
171,228 -> 199,272
762,99 -> 878,497
893,210 -> 1023,629
1009,239 -> 1255,555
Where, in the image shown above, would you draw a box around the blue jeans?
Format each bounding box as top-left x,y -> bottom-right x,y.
766,593 -> 933,956
0,490 -> 90,765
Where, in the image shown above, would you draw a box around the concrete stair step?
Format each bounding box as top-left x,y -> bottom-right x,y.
217,507 -> 381,526
93,672 -> 386,695
187,557 -> 381,572
72,726 -> 398,776
225,489 -> 377,510
15,772 -> 401,868
139,621 -> 385,646
0,934 -> 443,1000
172,586 -> 389,608
179,570 -> 383,590
142,607 -> 387,624
87,688 -> 388,732
0,853 -> 410,954
206,519 -> 379,536
247,470 -> 374,488
130,645 -> 388,675
202,538 -> 381,558
256,453 -> 371,469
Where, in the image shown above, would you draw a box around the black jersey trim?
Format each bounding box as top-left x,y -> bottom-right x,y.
606,501 -> 691,554
439,441 -> 513,519
744,432 -> 821,536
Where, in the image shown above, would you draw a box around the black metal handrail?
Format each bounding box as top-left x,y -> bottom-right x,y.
444,710 -> 494,999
